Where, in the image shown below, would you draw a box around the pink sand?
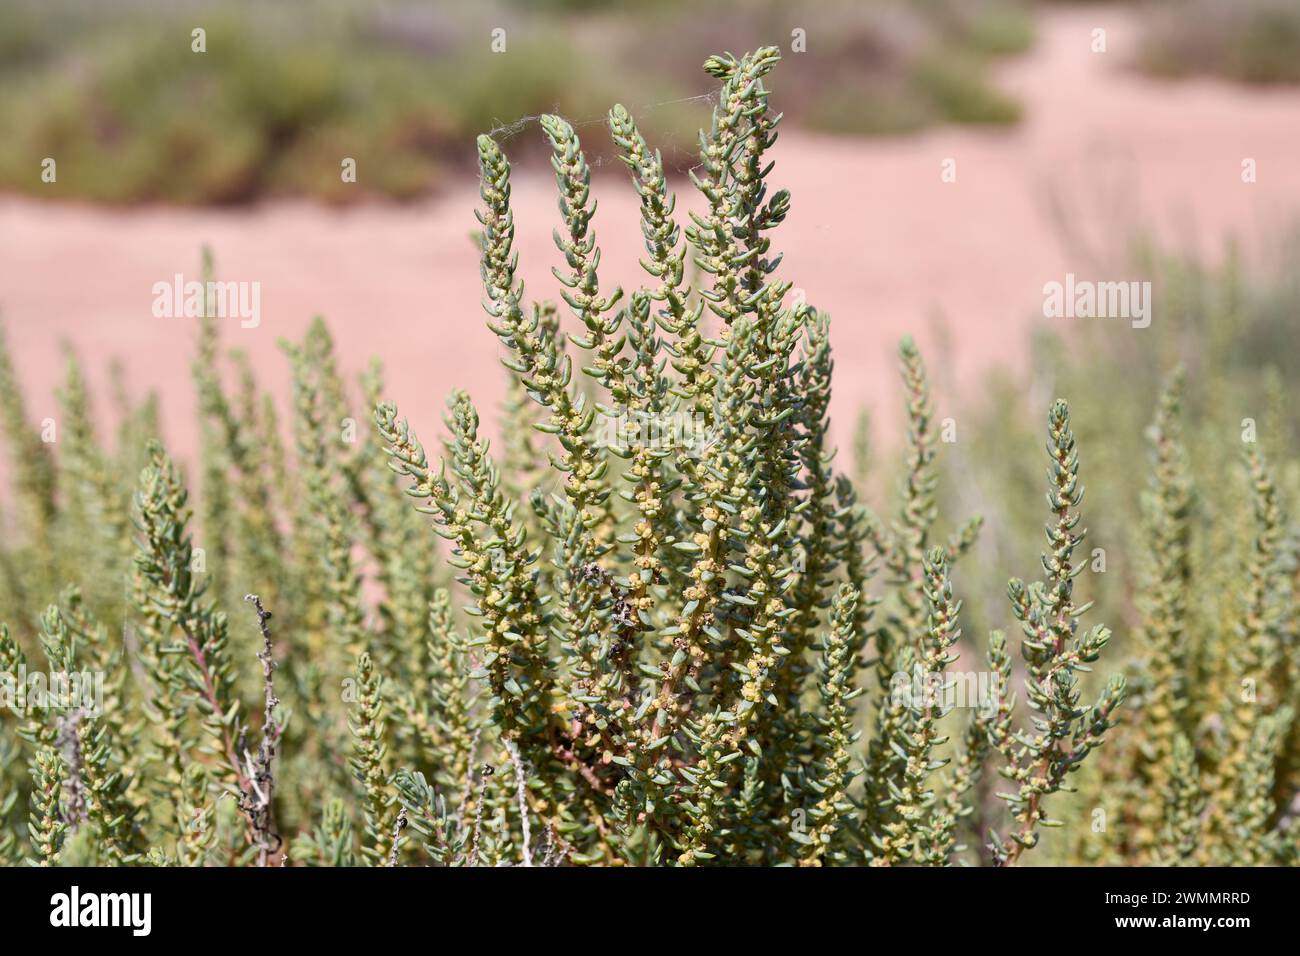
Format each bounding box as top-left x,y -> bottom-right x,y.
1,7 -> 1298,477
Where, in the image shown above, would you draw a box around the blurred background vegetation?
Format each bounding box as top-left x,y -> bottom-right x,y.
864,229 -> 1300,862
0,0 -> 1045,204
4,0 -> 1295,205
926,228 -> 1300,640
1136,0 -> 1300,84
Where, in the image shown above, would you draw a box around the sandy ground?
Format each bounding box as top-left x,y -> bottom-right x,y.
1,6 -> 1298,476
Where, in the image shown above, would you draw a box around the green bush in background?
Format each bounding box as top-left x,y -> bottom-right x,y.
0,0 -> 1033,205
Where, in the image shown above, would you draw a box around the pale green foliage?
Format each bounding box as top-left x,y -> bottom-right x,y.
1062,377 -> 1298,867
953,242 -> 1300,867
372,48 -> 1124,867
0,48 -> 1291,868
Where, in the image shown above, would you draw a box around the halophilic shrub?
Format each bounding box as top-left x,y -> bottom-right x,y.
0,48 -> 1293,867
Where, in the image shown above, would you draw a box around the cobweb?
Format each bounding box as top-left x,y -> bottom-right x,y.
482,89 -> 721,171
